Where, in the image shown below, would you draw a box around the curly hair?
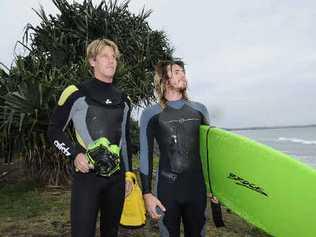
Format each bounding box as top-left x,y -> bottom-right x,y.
154,60 -> 189,108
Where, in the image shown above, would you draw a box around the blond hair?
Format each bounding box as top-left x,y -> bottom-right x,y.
154,60 -> 189,108
86,38 -> 120,69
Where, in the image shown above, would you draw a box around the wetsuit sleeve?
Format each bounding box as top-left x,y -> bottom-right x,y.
195,102 -> 225,226
47,85 -> 85,159
200,104 -> 210,125
139,108 -> 157,194
190,101 -> 210,125
187,101 -> 210,125
120,96 -> 132,171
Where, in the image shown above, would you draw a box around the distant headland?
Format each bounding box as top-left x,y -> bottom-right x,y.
225,124 -> 316,131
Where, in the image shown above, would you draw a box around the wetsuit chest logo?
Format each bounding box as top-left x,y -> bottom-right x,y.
105,99 -> 112,104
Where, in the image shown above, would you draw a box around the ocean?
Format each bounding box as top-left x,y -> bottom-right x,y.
234,126 -> 316,169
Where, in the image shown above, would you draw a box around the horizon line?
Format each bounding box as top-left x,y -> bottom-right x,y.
223,124 -> 316,131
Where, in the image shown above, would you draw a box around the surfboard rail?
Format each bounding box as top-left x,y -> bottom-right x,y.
200,125 -> 316,237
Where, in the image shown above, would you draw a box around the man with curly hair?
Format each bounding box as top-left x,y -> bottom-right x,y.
139,60 -> 224,237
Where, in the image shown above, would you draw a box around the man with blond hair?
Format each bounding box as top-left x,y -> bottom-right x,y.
48,38 -> 132,237
139,60 -> 224,237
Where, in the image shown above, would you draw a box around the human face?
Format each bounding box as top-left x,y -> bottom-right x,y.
89,46 -> 117,82
166,64 -> 187,91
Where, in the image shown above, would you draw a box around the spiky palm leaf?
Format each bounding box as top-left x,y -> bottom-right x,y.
0,0 -> 173,185
23,0 -> 173,105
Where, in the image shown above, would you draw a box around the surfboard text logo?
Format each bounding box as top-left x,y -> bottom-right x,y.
227,173 -> 268,197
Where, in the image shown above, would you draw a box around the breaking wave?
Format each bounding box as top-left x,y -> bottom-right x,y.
278,137 -> 316,145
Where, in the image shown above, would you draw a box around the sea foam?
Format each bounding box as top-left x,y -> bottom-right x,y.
278,137 -> 316,145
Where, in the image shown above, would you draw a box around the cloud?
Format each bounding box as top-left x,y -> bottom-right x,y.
1,0 -> 315,127
0,0 -> 59,67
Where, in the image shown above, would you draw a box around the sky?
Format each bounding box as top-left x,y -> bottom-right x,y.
1,0 -> 316,128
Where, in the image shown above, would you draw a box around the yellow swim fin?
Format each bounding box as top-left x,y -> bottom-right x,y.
120,172 -> 146,228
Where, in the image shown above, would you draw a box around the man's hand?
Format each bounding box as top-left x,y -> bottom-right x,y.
207,192 -> 219,203
125,179 -> 133,197
143,193 -> 166,220
74,153 -> 94,173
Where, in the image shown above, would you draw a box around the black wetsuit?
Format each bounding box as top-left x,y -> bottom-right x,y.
139,100 -> 209,237
48,77 -> 132,237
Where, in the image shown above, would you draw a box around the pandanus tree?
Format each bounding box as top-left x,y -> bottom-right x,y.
0,0 -> 173,185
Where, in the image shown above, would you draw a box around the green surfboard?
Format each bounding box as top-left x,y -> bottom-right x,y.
200,126 -> 316,237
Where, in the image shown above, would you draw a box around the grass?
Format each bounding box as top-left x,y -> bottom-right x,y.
0,158 -> 271,237
0,181 -> 70,236
0,181 -> 271,237
1,182 -> 55,219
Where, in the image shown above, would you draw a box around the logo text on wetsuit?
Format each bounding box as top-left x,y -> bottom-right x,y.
227,172 -> 268,197
54,140 -> 71,157
105,99 -> 112,104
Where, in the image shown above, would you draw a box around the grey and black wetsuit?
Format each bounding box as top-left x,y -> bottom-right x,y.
48,77 -> 132,237
139,99 -> 209,237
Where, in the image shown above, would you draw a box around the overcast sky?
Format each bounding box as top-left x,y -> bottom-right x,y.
1,0 -> 316,128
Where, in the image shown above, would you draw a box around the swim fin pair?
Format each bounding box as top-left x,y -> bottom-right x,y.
120,172 -> 146,228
